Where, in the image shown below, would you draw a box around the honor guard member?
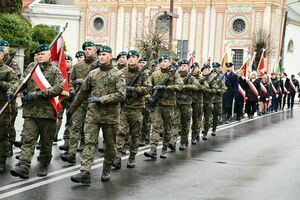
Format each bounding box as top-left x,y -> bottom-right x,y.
245,71 -> 260,118
60,42 -> 97,158
190,62 -> 209,144
287,74 -> 299,109
235,70 -> 247,120
0,47 -> 18,173
0,39 -> 21,157
280,72 -> 290,110
270,73 -> 279,112
117,51 -> 128,70
170,59 -> 200,151
75,50 -> 85,63
55,55 -> 73,143
114,50 -> 151,169
69,45 -> 125,183
9,44 -> 64,178
144,55 -> 183,159
210,66 -> 227,136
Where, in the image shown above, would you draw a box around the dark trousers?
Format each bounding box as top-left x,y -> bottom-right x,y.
269,94 -> 278,112
246,100 -> 257,116
235,100 -> 244,120
282,94 -> 288,109
287,92 -> 296,109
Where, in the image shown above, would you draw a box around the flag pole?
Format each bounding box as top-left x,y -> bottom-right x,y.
0,23 -> 69,116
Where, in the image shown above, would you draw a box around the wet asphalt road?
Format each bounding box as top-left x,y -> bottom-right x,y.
0,107 -> 300,200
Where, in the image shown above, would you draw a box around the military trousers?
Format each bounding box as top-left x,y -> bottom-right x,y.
55,102 -> 72,142
8,102 -> 18,146
191,102 -> 203,140
68,104 -> 87,154
212,101 -> 222,131
140,105 -> 151,142
171,104 -> 192,145
18,118 -> 56,169
150,106 -> 174,151
203,101 -> 212,133
80,123 -> 117,171
0,109 -> 11,162
116,108 -> 143,159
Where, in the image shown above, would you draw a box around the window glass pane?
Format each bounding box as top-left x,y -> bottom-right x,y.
232,49 -> 244,69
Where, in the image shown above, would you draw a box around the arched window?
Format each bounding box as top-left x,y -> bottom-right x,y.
287,40 -> 294,53
156,15 -> 170,33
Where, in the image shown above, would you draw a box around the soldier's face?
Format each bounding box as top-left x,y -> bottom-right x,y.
179,64 -> 189,72
0,52 -> 4,61
211,72 -> 217,78
37,50 -> 51,63
98,52 -> 112,65
128,55 -> 138,66
160,59 -> 171,69
202,68 -> 210,75
0,46 -> 9,55
155,64 -> 161,71
84,46 -> 96,58
76,56 -> 85,63
139,61 -> 147,68
118,56 -> 127,65
193,67 -> 200,74
66,60 -> 72,69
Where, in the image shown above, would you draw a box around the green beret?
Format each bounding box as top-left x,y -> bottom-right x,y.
97,45 -> 112,54
35,44 -> 50,54
153,60 -> 160,66
178,59 -> 189,66
159,55 -> 170,63
0,39 -> 9,47
211,68 -> 218,73
65,55 -> 73,61
82,41 -> 95,50
139,56 -> 148,62
127,50 -> 139,58
117,51 -> 127,60
225,62 -> 233,68
193,62 -> 199,67
0,47 -> 3,53
201,64 -> 211,72
75,50 -> 85,58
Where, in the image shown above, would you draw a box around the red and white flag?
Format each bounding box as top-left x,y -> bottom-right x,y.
238,84 -> 246,102
257,50 -> 265,77
32,65 -> 61,114
247,80 -> 259,96
260,82 -> 267,95
289,79 -> 297,92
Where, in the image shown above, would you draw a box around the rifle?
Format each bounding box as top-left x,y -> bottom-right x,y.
199,71 -> 212,85
176,67 -> 197,100
126,64 -> 148,98
5,51 -> 17,66
148,64 -> 178,112
0,22 -> 68,116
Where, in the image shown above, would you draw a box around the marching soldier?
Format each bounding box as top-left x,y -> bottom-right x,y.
138,56 -> 148,69
144,55 -> 183,159
69,45 -> 125,183
9,44 -> 64,178
0,47 -> 18,173
75,50 -> 85,63
113,50 -> 150,169
117,51 -> 128,70
60,42 -> 97,160
170,59 -> 200,151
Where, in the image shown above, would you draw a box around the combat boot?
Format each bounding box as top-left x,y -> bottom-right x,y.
179,144 -> 186,151
211,130 -> 216,136
61,153 -> 76,164
112,158 -> 121,170
191,139 -> 197,145
168,143 -> 176,152
144,149 -> 157,159
127,158 -> 135,168
37,165 -> 48,177
160,148 -> 168,159
59,143 -> 69,151
10,165 -> 29,179
202,132 -> 208,141
13,141 -> 23,148
71,170 -> 91,184
101,170 -> 111,182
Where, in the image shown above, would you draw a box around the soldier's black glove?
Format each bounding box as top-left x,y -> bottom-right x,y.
21,91 -> 40,104
69,91 -> 76,101
6,92 -> 14,102
88,96 -> 102,103
126,91 -> 138,98
153,85 -> 165,90
126,86 -> 134,93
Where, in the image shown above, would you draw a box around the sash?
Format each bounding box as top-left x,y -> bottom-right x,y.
289,79 -> 297,92
238,84 -> 246,102
247,80 -> 259,96
260,82 -> 267,95
271,82 -> 277,94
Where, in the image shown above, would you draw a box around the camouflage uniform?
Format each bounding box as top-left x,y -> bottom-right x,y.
148,68 -> 183,154
171,71 -> 200,147
0,60 -> 18,171
9,61 -> 64,171
67,57 -> 97,154
116,65 -> 150,160
69,62 -> 125,172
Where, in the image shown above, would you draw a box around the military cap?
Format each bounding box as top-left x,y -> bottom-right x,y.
35,44 -> 50,54
212,62 -> 221,68
159,55 -> 170,63
75,50 -> 85,58
0,47 -> 3,53
211,68 -> 218,73
82,41 -> 95,50
178,59 -> 189,66
225,62 -> 233,68
153,60 -> 160,66
65,55 -> 73,61
193,62 -> 199,67
139,56 -> 148,62
117,51 -> 127,60
0,39 -> 9,47
97,45 -> 112,54
127,50 -> 139,58
201,63 -> 211,72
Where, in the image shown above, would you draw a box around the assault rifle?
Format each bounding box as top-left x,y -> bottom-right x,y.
5,51 -> 17,66
199,71 -> 212,85
148,64 -> 178,112
126,64 -> 148,98
176,66 -> 197,100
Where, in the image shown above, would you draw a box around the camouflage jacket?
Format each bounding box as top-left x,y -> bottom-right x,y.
176,72 -> 201,105
9,61 -> 64,119
69,57 -> 97,94
70,63 -> 126,124
149,68 -> 183,106
0,61 -> 18,107
4,54 -> 21,78
121,65 -> 151,109
117,63 -> 127,70
200,74 -> 218,102
192,73 -> 209,104
210,78 -> 227,103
